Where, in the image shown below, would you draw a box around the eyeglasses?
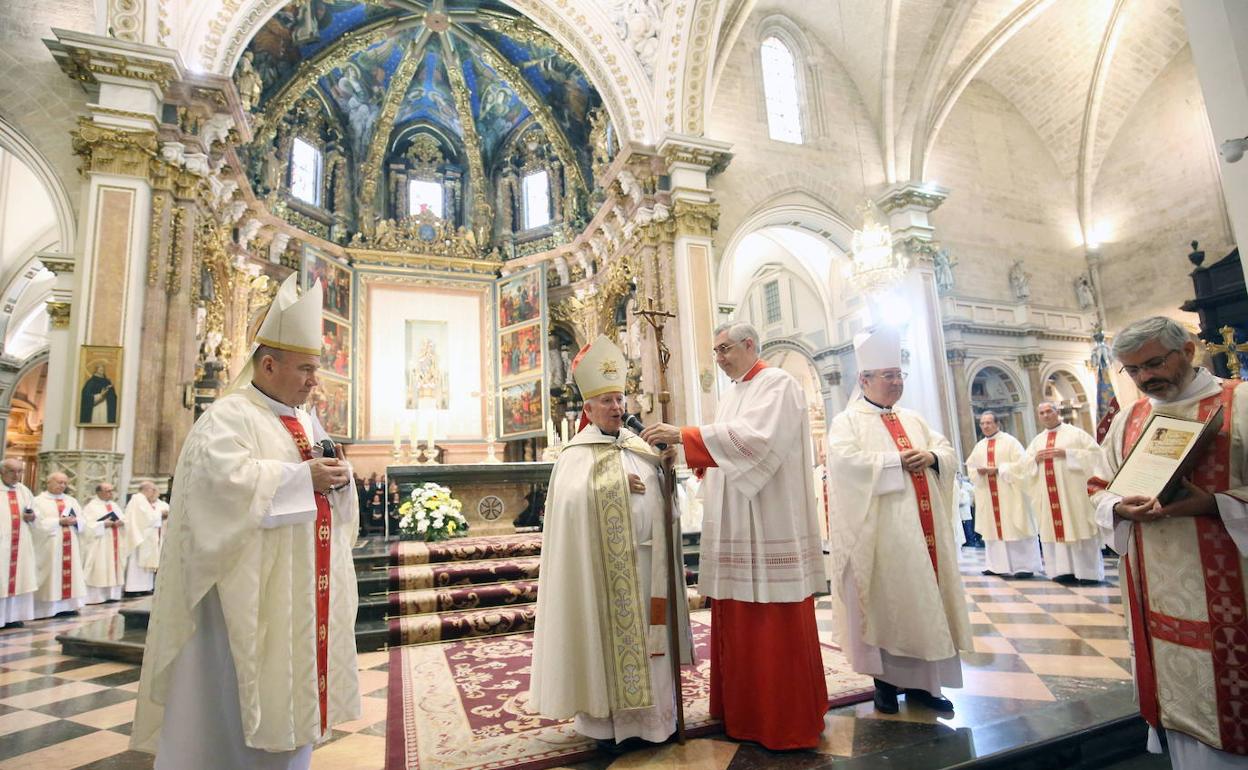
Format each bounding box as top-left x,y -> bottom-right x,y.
867,371 -> 908,382
1119,349 -> 1180,377
711,342 -> 739,357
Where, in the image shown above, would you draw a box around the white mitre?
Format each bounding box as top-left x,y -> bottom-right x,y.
853,326 -> 901,371
572,334 -> 627,398
223,273 -> 323,395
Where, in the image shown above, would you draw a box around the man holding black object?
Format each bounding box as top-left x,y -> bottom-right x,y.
132,274 -> 360,770
31,472 -> 86,618
0,458 -> 37,626
1090,317 -> 1248,768
82,482 -> 137,604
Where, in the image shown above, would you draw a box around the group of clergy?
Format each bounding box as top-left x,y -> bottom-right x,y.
533,314 -> 1245,770
0,462 -> 166,627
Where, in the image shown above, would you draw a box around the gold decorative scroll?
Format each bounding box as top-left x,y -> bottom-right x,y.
359,30 -> 430,215
439,30 -> 492,243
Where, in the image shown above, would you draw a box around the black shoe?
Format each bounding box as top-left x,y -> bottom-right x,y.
1012,571 -> 1034,579
2,621 -> 23,629
873,678 -> 899,714
1077,578 -> 1102,586
1051,573 -> 1077,584
595,739 -> 628,756
981,569 -> 997,576
903,688 -> 955,713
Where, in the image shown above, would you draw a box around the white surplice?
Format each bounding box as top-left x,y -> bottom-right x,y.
531,425 -> 691,744
696,366 -> 825,603
30,492 -> 85,617
132,384 -> 360,768
1092,368 -> 1248,769
1009,423 -> 1105,581
826,399 -> 971,694
0,482 -> 37,624
81,498 -> 140,604
966,433 -> 1042,575
124,494 -> 162,592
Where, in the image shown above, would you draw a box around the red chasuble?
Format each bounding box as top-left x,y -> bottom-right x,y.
683,358 -> 830,749
277,415 -> 333,735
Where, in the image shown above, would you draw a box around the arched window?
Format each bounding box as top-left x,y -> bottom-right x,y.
289,137 -> 323,205
522,170 -> 551,230
760,36 -> 802,144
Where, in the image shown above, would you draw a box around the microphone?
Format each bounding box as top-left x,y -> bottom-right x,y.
624,414 -> 667,450
318,438 -> 337,459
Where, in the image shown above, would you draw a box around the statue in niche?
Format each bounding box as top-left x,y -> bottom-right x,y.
547,337 -> 566,389
589,107 -> 611,182
374,218 -> 398,250
933,248 -> 955,295
456,226 -> 478,256
261,146 -> 283,194
236,52 -> 263,113
408,338 -> 447,409
1074,273 -> 1096,311
1008,261 -> 1031,302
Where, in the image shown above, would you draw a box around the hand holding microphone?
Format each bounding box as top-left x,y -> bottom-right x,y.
309,438 -> 350,494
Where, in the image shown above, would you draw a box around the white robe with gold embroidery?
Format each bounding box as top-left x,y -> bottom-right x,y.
132,385 -> 359,766
966,433 -> 1042,575
827,399 -> 971,693
81,498 -> 140,603
531,425 -> 692,743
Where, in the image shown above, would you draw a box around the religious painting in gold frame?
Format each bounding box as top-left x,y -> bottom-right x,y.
311,375 -> 350,439
302,246 -> 352,321
495,266 -> 547,440
499,321 -> 542,380
321,316 -> 351,378
499,377 -> 544,437
497,269 -> 541,330
77,345 -> 122,427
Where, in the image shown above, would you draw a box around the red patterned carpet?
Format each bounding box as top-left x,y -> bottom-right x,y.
385,614 -> 874,770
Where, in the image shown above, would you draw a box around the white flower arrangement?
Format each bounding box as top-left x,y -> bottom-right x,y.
397,482 -> 468,541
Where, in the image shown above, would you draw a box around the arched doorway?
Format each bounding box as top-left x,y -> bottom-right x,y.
4,358 -> 47,487
1044,368 -> 1093,434
970,365 -> 1026,439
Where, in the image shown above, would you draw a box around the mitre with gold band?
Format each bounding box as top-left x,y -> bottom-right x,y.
570,334 -> 627,433
222,273 -> 323,396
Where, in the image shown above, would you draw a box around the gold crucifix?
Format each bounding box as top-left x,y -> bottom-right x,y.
1205,325 -> 1248,379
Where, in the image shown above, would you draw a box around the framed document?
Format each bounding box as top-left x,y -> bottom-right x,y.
1107,405 -> 1224,502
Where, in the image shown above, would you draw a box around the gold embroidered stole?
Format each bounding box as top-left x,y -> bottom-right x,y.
587,442 -> 653,712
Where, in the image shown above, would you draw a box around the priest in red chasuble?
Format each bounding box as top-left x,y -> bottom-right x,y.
826,327 -> 971,715
1089,316 -> 1248,769
641,322 -> 828,750
132,274 -> 360,770
530,334 -> 692,749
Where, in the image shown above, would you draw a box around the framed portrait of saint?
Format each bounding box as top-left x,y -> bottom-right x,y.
321,316 -> 351,377
498,377 -> 544,438
78,346 -> 122,427
497,270 -> 541,330
302,246 -> 352,321
498,321 -> 542,381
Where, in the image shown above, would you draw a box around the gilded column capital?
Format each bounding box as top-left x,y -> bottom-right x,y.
896,234 -> 941,266
39,254 -> 76,275
45,29 -> 184,97
877,183 -> 948,215
46,301 -> 72,329
946,348 -> 968,366
657,134 -> 732,176
671,199 -> 719,239
70,117 -> 159,179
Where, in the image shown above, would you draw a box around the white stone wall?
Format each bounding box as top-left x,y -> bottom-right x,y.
0,0 -> 93,222
926,80 -> 1087,311
1091,46 -> 1235,332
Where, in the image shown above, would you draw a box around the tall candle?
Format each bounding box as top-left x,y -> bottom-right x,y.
560,416 -> 570,445
392,421 -> 401,451
427,416 -> 436,452
547,418 -> 556,446
408,419 -> 419,453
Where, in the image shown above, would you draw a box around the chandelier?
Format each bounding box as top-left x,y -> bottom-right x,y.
848,201 -> 908,294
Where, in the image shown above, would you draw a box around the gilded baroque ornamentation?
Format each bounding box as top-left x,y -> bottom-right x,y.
45,301 -> 71,329
359,38 -> 426,217
430,31 -> 493,244
606,0 -> 663,78
349,208 -> 487,260
70,119 -> 158,178
680,0 -> 716,134
39,255 -> 75,275
671,199 -> 718,239
167,206 -> 186,296
147,194 -> 167,287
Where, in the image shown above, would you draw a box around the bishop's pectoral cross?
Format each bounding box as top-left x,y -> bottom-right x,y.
1205,325 -> 1248,379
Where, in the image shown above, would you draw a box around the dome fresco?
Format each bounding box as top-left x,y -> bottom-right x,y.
236,0 -> 610,250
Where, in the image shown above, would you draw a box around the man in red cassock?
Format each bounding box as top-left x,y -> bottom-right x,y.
641,321 -> 828,750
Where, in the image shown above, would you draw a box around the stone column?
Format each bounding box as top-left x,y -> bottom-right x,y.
946,347 -> 976,459
874,183 -> 960,447
1019,352 -> 1047,434
43,30 -> 183,494
657,135 -> 731,426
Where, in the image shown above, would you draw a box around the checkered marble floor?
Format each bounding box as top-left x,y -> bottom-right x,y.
0,546 -> 1136,770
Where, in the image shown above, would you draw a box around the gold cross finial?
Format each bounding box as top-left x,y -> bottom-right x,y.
1205,325 -> 1248,379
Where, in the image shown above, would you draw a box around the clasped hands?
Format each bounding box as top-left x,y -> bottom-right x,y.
901,449 -> 935,474
1035,448 -> 1066,463
976,467 -> 998,477
308,457 -> 350,495
1114,479 -> 1217,523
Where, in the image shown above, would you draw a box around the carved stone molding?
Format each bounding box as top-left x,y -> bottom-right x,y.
878,183 -> 948,215
37,450 -> 125,496
897,234 -> 941,266
39,255 -> 76,276
71,119 -> 159,179
659,139 -> 731,176
46,30 -> 182,95
946,348 -> 968,366
1018,353 -> 1046,370
45,301 -> 71,329
671,199 -> 719,239
824,371 -> 843,387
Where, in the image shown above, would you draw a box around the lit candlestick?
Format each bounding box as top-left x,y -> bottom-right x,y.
560,416 -> 570,445
427,415 -> 436,453
547,418 -> 557,446
408,419 -> 419,455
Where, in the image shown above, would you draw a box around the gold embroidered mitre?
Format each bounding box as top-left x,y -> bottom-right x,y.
572,334 -> 627,399
254,273 -> 323,356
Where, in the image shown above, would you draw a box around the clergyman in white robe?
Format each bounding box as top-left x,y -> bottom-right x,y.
82,490 -> 139,604
30,480 -> 85,618
0,464 -> 38,626
966,413 -> 1042,577
124,484 -> 163,593
132,384 -> 360,769
1009,404 -> 1105,582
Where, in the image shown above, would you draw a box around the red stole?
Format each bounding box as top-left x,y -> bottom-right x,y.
55,498 -> 72,599
1041,431 -> 1069,541
985,439 -> 1004,539
276,415 -> 332,735
1120,383 -> 1248,754
105,503 -> 119,576
879,412 -> 938,575
6,489 -> 19,596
